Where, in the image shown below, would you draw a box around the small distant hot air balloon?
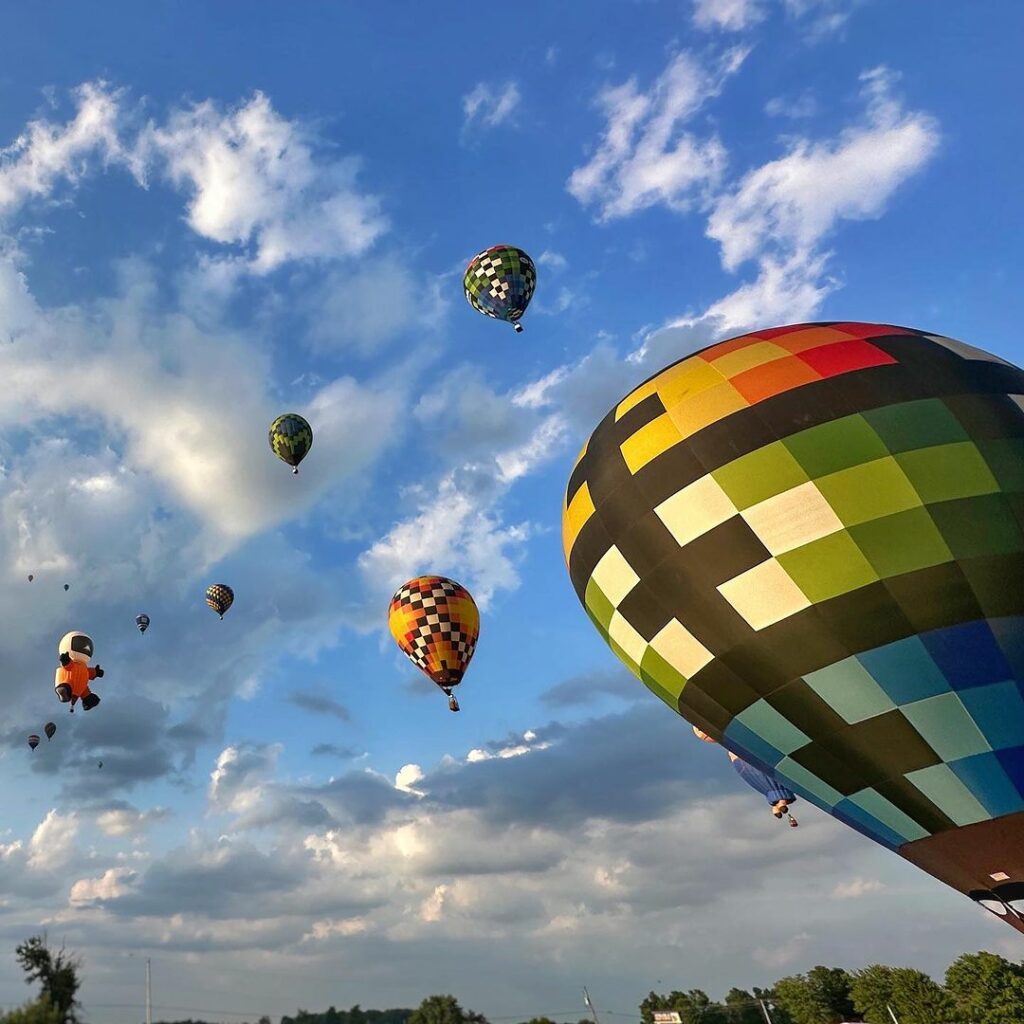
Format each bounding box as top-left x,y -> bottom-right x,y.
44,722 -> 56,740
27,574 -> 33,582
389,576 -> 479,712
97,761 -> 103,769
63,583 -> 69,592
27,735 -> 39,750
136,614 -> 150,634
463,245 -> 536,333
269,413 -> 313,474
206,584 -> 234,619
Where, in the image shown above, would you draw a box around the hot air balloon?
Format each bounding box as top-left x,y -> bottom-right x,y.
463,245 -> 536,333
206,584 -> 233,619
269,413 -> 313,474
136,614 -> 150,634
27,734 -> 39,750
388,576 -> 479,711
563,321 -> 1024,931
63,583 -> 69,591
27,574 -> 33,582
55,631 -> 103,712
44,722 -> 56,740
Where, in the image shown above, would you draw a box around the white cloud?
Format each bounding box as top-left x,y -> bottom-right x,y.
140,91 -> 387,273
692,0 -> 767,31
462,81 -> 521,134
765,91 -> 819,119
708,67 -> 940,271
27,809 -> 78,871
784,0 -> 858,40
70,867 -> 137,903
209,744 -> 282,816
537,250 -> 567,270
96,806 -> 171,837
754,930 -> 812,968
832,877 -> 886,899
395,764 -> 426,795
0,81 -> 140,218
567,47 -> 748,221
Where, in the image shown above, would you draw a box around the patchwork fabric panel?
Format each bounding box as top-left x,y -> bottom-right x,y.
388,576 -> 480,685
563,323 -> 1024,868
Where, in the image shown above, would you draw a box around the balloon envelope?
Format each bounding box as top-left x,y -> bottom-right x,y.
563,321 -> 1024,931
388,576 -> 480,688
44,722 -> 56,740
205,584 -> 233,618
27,735 -> 39,750
269,413 -> 313,473
463,245 -> 536,333
136,614 -> 150,633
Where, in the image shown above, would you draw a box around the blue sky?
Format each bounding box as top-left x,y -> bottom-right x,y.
0,1 -> 1022,1021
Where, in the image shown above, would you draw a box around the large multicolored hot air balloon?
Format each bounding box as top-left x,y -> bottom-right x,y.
388,576 -> 480,712
206,584 -> 234,619
463,245 -> 536,333
269,413 -> 313,474
564,321 -> 1024,930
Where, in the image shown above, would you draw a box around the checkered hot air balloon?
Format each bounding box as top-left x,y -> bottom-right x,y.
463,245 -> 536,333
269,413 -> 313,474
388,576 -> 480,712
206,583 -> 234,619
564,321 -> 1024,932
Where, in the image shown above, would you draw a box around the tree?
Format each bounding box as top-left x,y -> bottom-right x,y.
945,952 -> 1024,1024
1,997 -> 62,1024
409,996 -> 487,1024
14,936 -> 81,1024
851,965 -> 954,1024
640,990 -> 726,1024
772,967 -> 859,1024
723,990 -> 763,1024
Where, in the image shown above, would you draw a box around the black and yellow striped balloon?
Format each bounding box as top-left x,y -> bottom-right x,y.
205,583 -> 234,619
269,413 -> 313,474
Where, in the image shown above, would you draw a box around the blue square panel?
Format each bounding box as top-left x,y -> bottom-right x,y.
950,752 -> 1024,818
988,615 -> 1024,678
995,745 -> 1024,797
921,620 -> 1012,690
833,798 -> 904,850
723,719 -> 785,769
857,635 -> 951,704
957,681 -> 1024,750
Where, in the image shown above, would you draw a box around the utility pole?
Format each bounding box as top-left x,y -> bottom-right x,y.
583,987 -> 600,1024
145,957 -> 152,1024
757,999 -> 774,1024
886,1005 -> 899,1024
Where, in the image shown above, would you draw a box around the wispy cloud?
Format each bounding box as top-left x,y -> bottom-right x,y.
692,0 -> 767,32
287,691 -> 351,722
462,81 -> 521,138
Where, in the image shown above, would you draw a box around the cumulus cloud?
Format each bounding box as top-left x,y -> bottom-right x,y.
832,877 -> 886,899
209,743 -> 282,816
567,47 -> 748,221
139,91 -> 387,273
27,810 -> 78,871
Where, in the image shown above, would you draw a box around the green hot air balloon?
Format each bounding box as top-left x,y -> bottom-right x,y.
269,413 -> 313,474
463,245 -> 536,334
563,321 -> 1024,932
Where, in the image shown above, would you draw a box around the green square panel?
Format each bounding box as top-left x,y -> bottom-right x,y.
896,442 -> 999,504
584,577 -> 615,631
804,657 -> 897,723
905,764 -> 990,827
734,698 -> 810,755
783,414 -> 889,479
778,531 -> 879,603
900,692 -> 992,761
711,441 -> 810,511
977,438 -> 1024,492
816,456 -> 921,527
928,494 -> 1024,559
639,647 -> 688,707
774,755 -> 844,808
849,507 -> 953,578
863,398 -> 969,453
849,788 -> 929,843
607,635 -> 641,677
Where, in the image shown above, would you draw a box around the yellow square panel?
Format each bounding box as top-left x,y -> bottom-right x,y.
591,544 -> 640,608
708,341 -> 790,379
620,413 -> 683,474
649,618 -> 714,678
654,357 -> 726,409
666,381 -> 748,440
775,325 -> 856,353
563,482 -> 596,562
655,474 -> 738,548
718,558 -> 811,631
608,610 -> 648,667
615,378 -> 659,421
741,480 -> 844,557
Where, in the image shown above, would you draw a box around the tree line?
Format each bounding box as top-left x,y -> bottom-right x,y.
3,936 -> 1023,1024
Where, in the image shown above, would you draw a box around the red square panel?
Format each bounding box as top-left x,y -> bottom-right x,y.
732,354 -> 822,404
797,339 -> 898,378
750,323 -> 823,341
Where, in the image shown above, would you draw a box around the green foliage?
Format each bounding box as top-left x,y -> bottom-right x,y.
281,1008 -> 414,1024
945,952 -> 1024,1024
14,936 -> 80,1024
722,989 -> 764,1024
640,989 -> 728,1024
851,965 -> 956,1024
0,997 -> 62,1024
763,967 -> 858,1024
408,995 -> 487,1024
